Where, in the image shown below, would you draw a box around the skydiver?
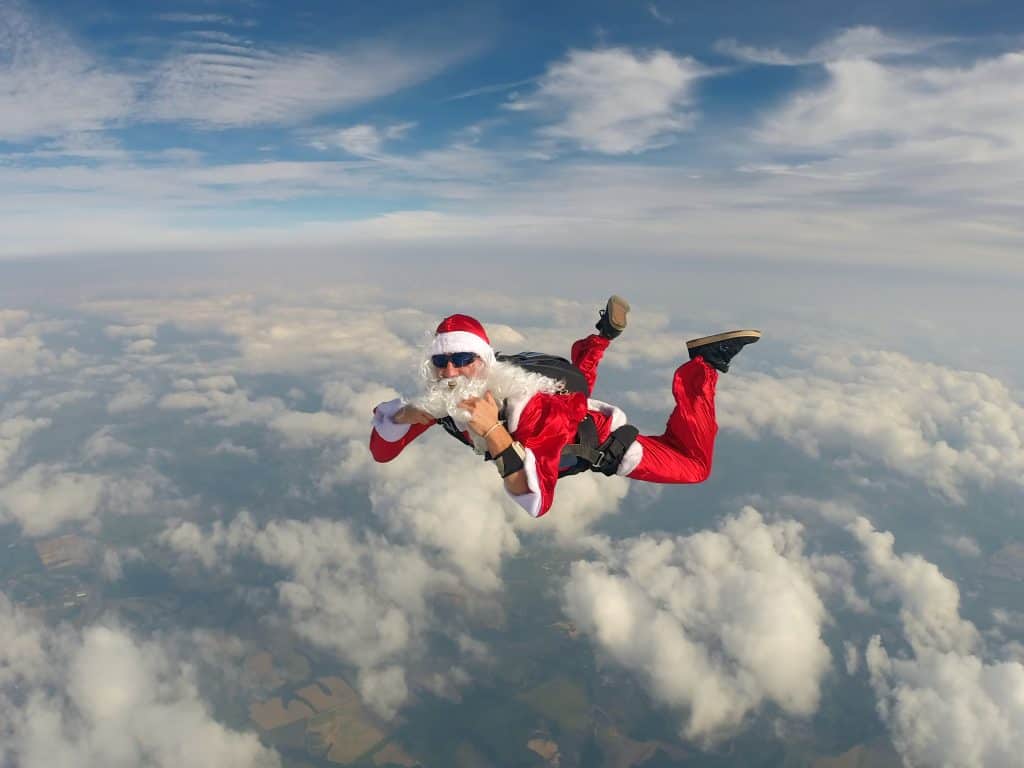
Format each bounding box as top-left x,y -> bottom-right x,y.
369,297 -> 759,517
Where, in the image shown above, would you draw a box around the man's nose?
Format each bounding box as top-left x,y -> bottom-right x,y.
440,362 -> 458,378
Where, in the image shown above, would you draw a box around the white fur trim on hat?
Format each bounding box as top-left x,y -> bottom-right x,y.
431,331 -> 495,363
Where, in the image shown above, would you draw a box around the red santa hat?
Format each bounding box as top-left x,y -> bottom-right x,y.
432,314 -> 495,363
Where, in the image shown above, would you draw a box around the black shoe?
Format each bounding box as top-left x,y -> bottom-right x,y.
595,295 -> 630,340
686,330 -> 761,372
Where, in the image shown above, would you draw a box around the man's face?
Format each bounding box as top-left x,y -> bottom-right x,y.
415,351 -> 489,420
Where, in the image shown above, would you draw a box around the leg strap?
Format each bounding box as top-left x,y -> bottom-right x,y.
591,425 -> 640,476
558,420 -> 640,478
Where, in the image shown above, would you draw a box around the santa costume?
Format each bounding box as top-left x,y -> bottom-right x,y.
370,312 -> 734,518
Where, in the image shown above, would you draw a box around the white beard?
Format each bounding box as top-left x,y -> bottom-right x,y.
413,374 -> 488,429
411,359 -> 564,448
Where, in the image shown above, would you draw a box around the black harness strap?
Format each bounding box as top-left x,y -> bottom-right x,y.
439,402 -> 509,460
558,418 -> 639,478
590,424 -> 640,477
558,414 -> 600,477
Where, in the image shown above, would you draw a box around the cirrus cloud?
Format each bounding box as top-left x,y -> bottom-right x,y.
0,1 -> 136,141
716,26 -> 947,66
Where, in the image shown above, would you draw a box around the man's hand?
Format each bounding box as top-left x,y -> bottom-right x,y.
392,405 -> 434,425
459,392 -> 501,436
459,392 -> 528,494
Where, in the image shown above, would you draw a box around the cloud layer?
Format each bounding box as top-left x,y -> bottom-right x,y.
2,289 -> 1022,764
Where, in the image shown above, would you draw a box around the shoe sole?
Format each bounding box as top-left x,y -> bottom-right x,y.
686,329 -> 761,350
606,296 -> 630,330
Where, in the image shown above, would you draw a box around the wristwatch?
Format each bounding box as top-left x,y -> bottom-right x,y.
494,441 -> 526,478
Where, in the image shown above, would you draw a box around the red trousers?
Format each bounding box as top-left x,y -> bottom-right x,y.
570,334 -> 718,484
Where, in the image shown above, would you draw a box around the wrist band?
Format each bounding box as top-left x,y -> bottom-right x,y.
482,422 -> 502,439
495,441 -> 526,478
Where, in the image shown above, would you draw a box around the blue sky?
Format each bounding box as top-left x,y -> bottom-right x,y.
1,0 -> 1023,282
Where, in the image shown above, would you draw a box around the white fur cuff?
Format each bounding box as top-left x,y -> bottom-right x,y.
616,440 -> 643,476
506,447 -> 543,518
372,398 -> 413,442
431,331 -> 495,363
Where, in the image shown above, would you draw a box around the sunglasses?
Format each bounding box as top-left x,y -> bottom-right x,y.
431,352 -> 478,368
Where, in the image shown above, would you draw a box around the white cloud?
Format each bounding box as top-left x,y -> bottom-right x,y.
852,519 -> 1024,768
30,389 -> 93,412
332,124 -> 385,156
100,546 -> 143,581
0,596 -> 279,768
312,122 -> 416,156
104,323 -> 157,339
716,26 -> 945,66
758,52 -> 1024,163
647,4 -> 672,25
718,347 -> 1024,502
108,380 -> 154,413
0,332 -> 69,379
361,436 -> 523,590
563,507 -> 831,740
268,410 -> 349,448
508,47 -> 705,154
945,534 -> 982,558
844,641 -> 860,675
196,375 -> 238,391
158,387 -> 285,426
83,428 -> 134,462
850,516 -> 979,654
0,416 -> 49,476
212,440 -> 258,460
0,464 -> 106,536
0,462 -> 169,538
128,338 -> 156,354
0,309 -> 30,334
156,13 -> 238,25
867,640 -> 1024,768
